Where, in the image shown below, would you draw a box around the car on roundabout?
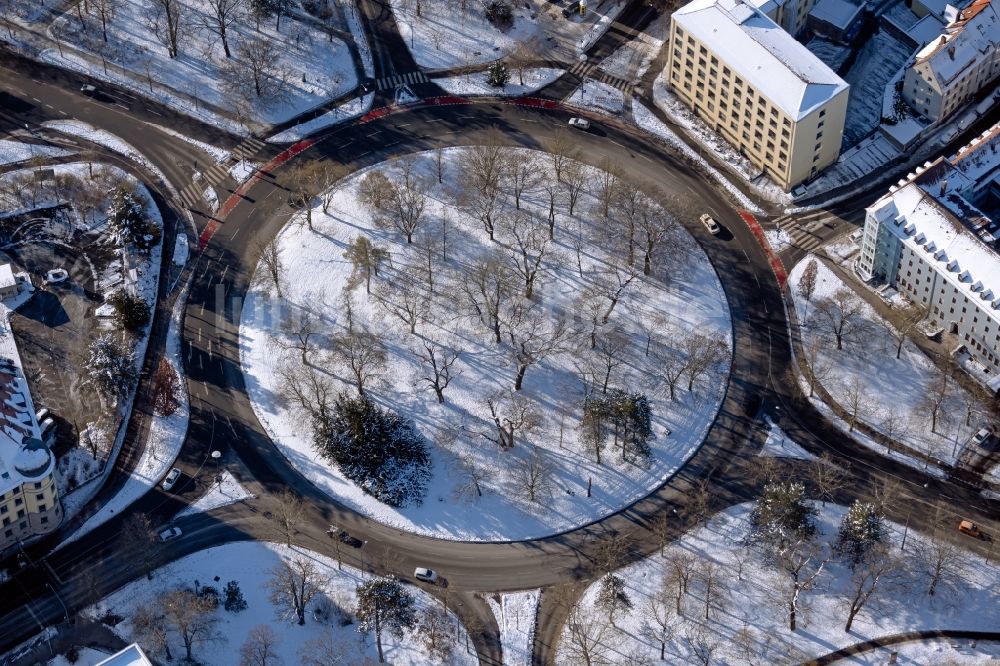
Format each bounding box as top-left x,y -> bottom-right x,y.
414,567 -> 439,583
568,117 -> 591,130
159,526 -> 183,542
699,213 -> 721,235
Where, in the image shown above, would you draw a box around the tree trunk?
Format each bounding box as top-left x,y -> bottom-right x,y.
375,612 -> 385,662
514,364 -> 527,391
434,387 -> 444,403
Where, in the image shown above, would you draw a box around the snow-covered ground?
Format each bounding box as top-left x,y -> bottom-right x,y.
391,0 -> 625,71
789,257 -> 978,468
45,648 -> 112,666
175,471 -> 255,520
488,590 -> 539,666
566,78 -> 625,115
559,502 -> 1000,664
434,68 -> 564,97
0,139 -> 71,166
764,228 -> 794,254
632,101 -> 764,213
46,0 -> 359,128
842,30 -> 914,148
759,416 -> 814,460
59,284 -> 190,549
599,11 -> 670,82
86,542 -> 475,666
267,93 -> 375,144
241,146 -> 732,541
228,160 -> 259,184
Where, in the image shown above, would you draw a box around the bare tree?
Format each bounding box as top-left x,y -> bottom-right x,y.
224,37 -> 291,110
643,581 -> 676,660
594,157 -> 622,221
879,408 -> 911,452
637,201 -> 677,276
920,368 -> 952,434
683,333 -> 728,392
802,334 -> 831,398
418,606 -> 455,663
452,453 -> 490,501
386,161 -> 427,243
513,448 -> 555,504
775,539 -> 827,631
375,277 -> 426,334
298,630 -> 352,666
842,544 -> 900,632
91,0 -> 117,42
797,258 -> 818,302
504,299 -> 567,390
460,134 -> 508,240
280,362 -> 335,424
150,0 -> 185,58
543,182 -> 561,240
202,0 -> 242,58
267,556 -> 329,626
880,306 -> 925,359
240,624 -> 282,666
417,340 -> 459,403
545,128 -> 579,182
332,330 -> 387,396
160,588 -> 221,661
591,328 -> 629,394
132,604 -> 172,661
684,624 -> 720,666
254,238 -> 285,297
728,622 -> 773,666
679,478 -> 713,528
815,289 -> 866,350
655,345 -> 689,402
614,180 -> 644,265
463,254 -> 516,344
664,551 -> 696,615
505,211 -> 551,299
696,559 -> 727,620
286,162 -> 328,230
601,263 -> 640,324
562,161 -> 587,216
919,529 -> 964,597
273,489 -> 303,547
810,452 -> 847,506
343,236 -> 390,294
151,357 -> 182,416
505,150 -> 542,209
121,513 -> 157,548
842,376 -> 871,432
564,603 -> 613,666
275,311 -> 320,366
484,389 -> 540,449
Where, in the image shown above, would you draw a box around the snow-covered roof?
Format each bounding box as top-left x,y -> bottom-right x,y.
673,0 -> 849,120
912,0 -> 999,85
96,645 -> 154,666
907,15 -> 947,48
0,264 -> 15,291
809,0 -> 864,29
875,183 -> 1000,320
0,305 -> 47,496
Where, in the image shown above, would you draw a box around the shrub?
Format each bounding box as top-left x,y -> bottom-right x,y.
313,394 -> 431,507
484,0 -> 514,29
224,580 -> 247,613
198,585 -> 220,610
487,61 -> 511,89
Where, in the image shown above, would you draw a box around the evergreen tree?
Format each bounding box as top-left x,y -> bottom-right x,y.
487,61 -> 510,88
106,186 -> 147,248
107,290 -> 150,332
836,500 -> 884,567
224,580 -> 248,613
596,574 -> 633,626
355,578 -> 417,664
749,482 -> 817,555
87,335 -> 137,400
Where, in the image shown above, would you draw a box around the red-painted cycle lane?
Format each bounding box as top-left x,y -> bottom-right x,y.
738,209 -> 788,288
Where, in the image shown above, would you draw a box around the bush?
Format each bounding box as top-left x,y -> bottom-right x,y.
64,646 -> 80,664
487,61 -> 511,89
198,585 -> 220,610
107,290 -> 150,332
484,0 -> 514,29
313,394 -> 431,507
224,580 -> 247,613
136,221 -> 161,253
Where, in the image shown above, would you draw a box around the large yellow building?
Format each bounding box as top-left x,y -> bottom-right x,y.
0,316 -> 61,553
667,0 -> 850,191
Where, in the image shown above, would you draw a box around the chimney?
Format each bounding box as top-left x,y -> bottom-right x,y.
948,46 -> 956,59
940,178 -> 948,195
940,35 -> 946,44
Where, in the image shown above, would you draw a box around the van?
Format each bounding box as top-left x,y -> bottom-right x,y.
35,408 -> 49,423
959,520 -> 985,539
39,418 -> 55,434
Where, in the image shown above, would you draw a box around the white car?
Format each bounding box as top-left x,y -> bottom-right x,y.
699,213 -> 721,235
414,567 -> 439,583
162,467 -> 182,491
80,84 -> 96,95
159,527 -> 182,542
568,117 -> 590,130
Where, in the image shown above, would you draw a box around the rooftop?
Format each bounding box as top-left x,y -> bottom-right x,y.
809,0 -> 864,30
912,0 -> 999,85
673,0 -> 850,120
0,264 -> 15,290
96,645 -> 154,666
0,305 -> 47,496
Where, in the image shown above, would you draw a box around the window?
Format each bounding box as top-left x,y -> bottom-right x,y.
819,109 -> 826,118
40,516 -> 48,525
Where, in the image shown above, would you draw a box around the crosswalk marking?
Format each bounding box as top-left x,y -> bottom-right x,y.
232,135 -> 265,162
178,182 -> 201,209
376,71 -> 429,91
568,60 -> 640,95
771,211 -> 842,253
567,60 -> 597,80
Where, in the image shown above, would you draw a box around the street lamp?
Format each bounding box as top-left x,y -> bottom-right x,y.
210,450 -> 222,490
361,540 -> 369,572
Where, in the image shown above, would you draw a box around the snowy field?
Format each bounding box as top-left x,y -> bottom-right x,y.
390,0 -> 625,71
175,470 -> 255,520
842,30 -> 914,147
434,68 -> 564,97
86,542 -> 475,666
759,416 -> 815,460
566,79 -> 625,115
559,502 -> 1000,665
0,139 -> 71,166
241,146 -> 732,541
489,590 -> 539,666
46,0 -> 359,127
789,257 -> 980,468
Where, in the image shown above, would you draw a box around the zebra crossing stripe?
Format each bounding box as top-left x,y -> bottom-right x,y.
179,184 -> 200,208
202,164 -> 228,185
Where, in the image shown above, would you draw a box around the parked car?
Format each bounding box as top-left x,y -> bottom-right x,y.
162,467 -> 182,491
159,526 -> 183,542
959,519 -> 985,540
80,84 -> 97,95
414,567 -> 439,583
699,213 -> 721,235
568,117 -> 590,130
970,427 -> 995,450
338,531 -> 363,548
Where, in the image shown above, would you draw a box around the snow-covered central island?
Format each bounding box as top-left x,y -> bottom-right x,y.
240,146 -> 732,541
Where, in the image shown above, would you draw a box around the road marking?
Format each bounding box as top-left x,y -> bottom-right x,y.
230,227 -> 241,240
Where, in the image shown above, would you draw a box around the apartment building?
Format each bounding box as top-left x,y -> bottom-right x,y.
0,314 -> 61,553
901,0 -> 1000,123
668,0 -> 850,191
857,124 -> 1000,388
751,0 -> 818,36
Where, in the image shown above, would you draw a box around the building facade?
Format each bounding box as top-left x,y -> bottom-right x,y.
857,124 -> 1000,381
901,0 -> 1000,123
667,0 -> 850,191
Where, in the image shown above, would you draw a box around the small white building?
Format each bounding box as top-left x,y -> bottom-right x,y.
0,264 -> 18,301
96,644 -> 154,666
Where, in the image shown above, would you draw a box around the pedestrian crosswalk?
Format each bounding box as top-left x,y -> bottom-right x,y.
770,210 -> 842,253
566,60 -> 638,94
176,135 -> 266,210
376,71 -> 430,91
